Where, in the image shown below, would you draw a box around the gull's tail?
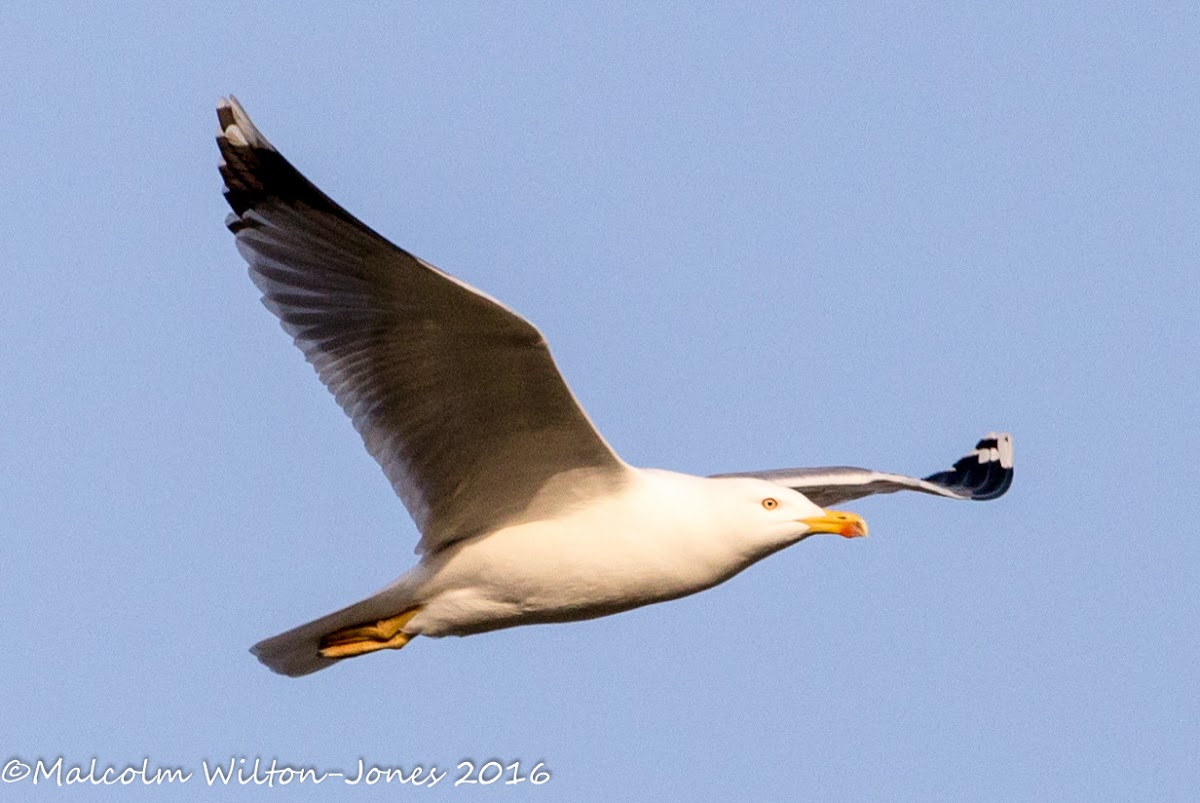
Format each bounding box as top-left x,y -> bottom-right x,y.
251,583 -> 418,677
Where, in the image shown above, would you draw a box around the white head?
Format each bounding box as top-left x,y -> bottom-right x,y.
708,476 -> 868,548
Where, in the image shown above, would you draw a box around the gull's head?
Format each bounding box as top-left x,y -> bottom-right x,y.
716,477 -> 868,543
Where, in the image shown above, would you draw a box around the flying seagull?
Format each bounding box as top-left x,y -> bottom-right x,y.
216,97 -> 1012,677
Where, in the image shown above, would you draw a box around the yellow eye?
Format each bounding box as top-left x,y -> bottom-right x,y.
762,498 -> 779,510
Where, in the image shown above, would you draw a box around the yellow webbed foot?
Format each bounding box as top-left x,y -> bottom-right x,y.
318,607 -> 422,659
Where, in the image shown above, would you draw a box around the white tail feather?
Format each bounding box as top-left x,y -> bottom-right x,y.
251,584 -> 417,677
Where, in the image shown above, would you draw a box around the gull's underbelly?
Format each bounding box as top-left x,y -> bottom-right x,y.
405,520 -> 759,637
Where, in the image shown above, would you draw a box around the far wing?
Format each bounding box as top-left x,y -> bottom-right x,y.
714,433 -> 1012,508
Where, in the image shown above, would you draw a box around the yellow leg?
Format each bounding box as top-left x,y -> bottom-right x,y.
319,607 -> 422,659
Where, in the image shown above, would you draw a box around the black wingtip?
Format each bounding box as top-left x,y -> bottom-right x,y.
216,96 -> 278,220
922,432 -> 1013,501
215,96 -> 363,230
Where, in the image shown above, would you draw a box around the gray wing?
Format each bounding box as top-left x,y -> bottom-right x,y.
216,97 -> 628,554
715,433 -> 1012,508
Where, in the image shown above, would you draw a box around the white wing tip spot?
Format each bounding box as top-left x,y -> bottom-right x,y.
983,431 -> 1014,469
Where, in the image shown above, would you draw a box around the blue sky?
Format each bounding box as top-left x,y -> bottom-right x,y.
3,3 -> 1198,800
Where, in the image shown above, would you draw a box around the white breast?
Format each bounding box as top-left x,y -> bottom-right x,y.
403,469 -> 784,636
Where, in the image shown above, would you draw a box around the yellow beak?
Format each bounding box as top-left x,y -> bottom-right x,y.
799,510 -> 868,539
